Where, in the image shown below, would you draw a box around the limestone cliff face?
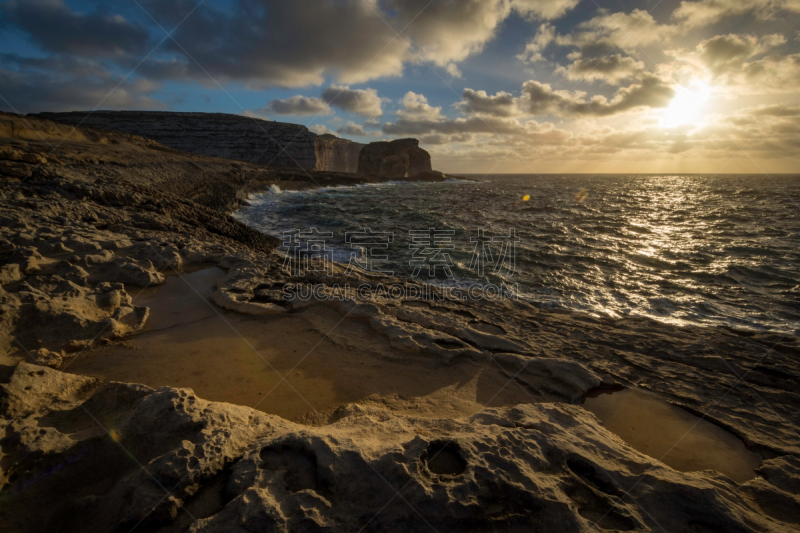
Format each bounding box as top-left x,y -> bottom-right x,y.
357,138 -> 432,178
34,111 -> 364,172
314,134 -> 364,173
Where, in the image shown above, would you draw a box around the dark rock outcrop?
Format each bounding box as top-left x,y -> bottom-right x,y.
357,138 -> 432,178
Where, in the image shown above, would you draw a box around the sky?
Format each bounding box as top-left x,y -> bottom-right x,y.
0,0 -> 799,174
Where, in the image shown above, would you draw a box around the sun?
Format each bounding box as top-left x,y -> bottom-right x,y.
661,81 -> 712,128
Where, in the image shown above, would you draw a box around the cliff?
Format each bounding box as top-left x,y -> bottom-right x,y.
357,138 -> 432,178
32,112 -> 438,178
33,111 -> 365,173
315,133 -> 364,173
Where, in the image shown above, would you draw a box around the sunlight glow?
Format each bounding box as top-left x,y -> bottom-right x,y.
661,81 -> 712,128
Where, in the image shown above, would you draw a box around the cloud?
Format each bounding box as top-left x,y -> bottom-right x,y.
321,85 -> 383,117
337,121 -> 382,137
309,124 -> 336,135
0,53 -> 110,78
383,90 -> 532,138
419,133 -> 476,145
747,104 -> 800,117
396,91 -> 444,121
386,0 -> 511,67
261,95 -> 331,116
667,33 -> 798,92
396,90 -> 800,172
1,0 -> 150,58
557,9 -> 678,55
696,33 -> 786,75
444,63 -> 463,78
455,89 -> 522,117
554,54 -> 646,85
384,115 -> 526,137
520,75 -> 675,116
517,23 -> 555,62
364,118 -> 382,129
672,0 -> 800,28
384,77 -> 676,141
429,110 -> 800,172
549,1 -> 795,65
136,0 -> 406,87
512,0 -> 581,20
0,60 -> 164,113
132,0 -> 523,88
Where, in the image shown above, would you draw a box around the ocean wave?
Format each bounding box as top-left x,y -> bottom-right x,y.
235,173 -> 800,334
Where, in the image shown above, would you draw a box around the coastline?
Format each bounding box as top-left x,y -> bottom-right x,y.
2,111 -> 799,532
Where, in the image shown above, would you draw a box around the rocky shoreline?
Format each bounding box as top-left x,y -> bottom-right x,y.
1,111 -> 799,532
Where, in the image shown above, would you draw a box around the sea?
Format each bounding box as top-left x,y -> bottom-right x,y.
234,174 -> 800,335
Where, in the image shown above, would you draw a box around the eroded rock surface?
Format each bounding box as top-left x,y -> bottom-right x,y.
2,363 -> 799,533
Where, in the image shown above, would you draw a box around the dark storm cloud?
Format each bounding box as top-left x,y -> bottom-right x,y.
134,0 -> 533,88
0,65 -> 163,113
0,0 -> 589,112
1,0 -> 150,57
321,85 -> 383,117
135,0 -> 406,87
0,53 -> 109,78
261,95 -> 331,116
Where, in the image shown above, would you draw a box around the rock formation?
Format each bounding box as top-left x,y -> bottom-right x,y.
4,362 -> 799,532
314,133 -> 364,173
33,111 -> 366,173
357,138 -> 433,178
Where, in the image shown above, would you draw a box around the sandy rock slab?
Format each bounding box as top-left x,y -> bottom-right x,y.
1,363 -> 798,533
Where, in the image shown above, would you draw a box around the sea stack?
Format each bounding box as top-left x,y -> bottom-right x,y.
357,138 -> 433,178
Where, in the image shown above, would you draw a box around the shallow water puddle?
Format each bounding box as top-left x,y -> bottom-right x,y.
583,387 -> 761,482
67,267 -> 342,421
133,264 -> 226,331
67,268 -> 531,422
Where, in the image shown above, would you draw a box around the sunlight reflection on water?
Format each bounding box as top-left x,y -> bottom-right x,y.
236,174 -> 800,334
